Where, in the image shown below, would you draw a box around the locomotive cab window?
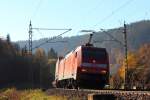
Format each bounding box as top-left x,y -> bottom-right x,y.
82,49 -> 107,63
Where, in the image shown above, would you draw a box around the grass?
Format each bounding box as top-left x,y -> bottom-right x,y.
0,88 -> 67,100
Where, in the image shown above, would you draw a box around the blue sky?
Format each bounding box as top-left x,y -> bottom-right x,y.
0,0 -> 149,41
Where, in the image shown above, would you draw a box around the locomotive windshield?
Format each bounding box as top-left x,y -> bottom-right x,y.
82,48 -> 107,63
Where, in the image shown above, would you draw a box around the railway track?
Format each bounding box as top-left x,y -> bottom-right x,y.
46,88 -> 150,100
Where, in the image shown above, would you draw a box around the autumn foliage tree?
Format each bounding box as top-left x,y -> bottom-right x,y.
112,43 -> 150,90
136,44 -> 150,89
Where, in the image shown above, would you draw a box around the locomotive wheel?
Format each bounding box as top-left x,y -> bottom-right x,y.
57,80 -> 66,88
57,79 -> 79,89
71,80 -> 79,89
67,79 -> 73,89
66,79 -> 77,89
71,80 -> 77,89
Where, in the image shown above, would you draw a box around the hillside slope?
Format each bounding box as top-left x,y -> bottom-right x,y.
17,20 -> 150,56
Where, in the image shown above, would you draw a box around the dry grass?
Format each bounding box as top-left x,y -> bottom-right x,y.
0,88 -> 67,100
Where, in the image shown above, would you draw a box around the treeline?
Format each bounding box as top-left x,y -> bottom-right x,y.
110,44 -> 150,90
0,35 -> 57,89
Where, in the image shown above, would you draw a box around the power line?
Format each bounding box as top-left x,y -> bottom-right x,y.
31,0 -> 44,20
100,29 -> 123,45
93,0 -> 135,27
25,0 -> 44,48
69,0 -> 106,35
86,0 -> 105,14
35,29 -> 45,39
32,28 -> 71,31
94,39 -> 119,43
32,29 -> 72,50
46,41 -> 68,43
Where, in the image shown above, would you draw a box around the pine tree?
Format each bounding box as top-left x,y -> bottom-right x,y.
48,48 -> 57,59
6,34 -> 10,43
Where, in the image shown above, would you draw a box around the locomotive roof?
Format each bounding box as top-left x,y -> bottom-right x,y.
64,45 -> 106,59
81,45 -> 106,50
64,46 -> 81,59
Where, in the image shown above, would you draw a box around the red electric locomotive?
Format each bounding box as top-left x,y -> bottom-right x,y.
54,34 -> 109,89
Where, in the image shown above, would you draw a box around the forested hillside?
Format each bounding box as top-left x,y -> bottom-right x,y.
17,20 -> 150,76
0,37 -> 57,89
18,20 -> 150,57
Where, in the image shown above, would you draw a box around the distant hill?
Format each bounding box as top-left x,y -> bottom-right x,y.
17,20 -> 150,56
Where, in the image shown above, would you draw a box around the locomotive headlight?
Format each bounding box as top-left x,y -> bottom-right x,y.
101,70 -> 107,74
81,68 -> 87,72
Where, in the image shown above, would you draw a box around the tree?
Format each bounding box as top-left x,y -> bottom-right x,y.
6,34 -> 11,43
136,44 -> 150,89
111,74 -> 124,89
113,44 -> 150,89
34,48 -> 47,86
48,48 -> 57,59
34,48 -> 47,60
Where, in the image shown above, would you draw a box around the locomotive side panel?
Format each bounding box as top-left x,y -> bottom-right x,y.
57,59 -> 65,80
74,47 -> 82,79
60,48 -> 81,80
63,53 -> 73,79
55,59 -> 59,80
76,47 -> 82,68
71,51 -> 79,79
